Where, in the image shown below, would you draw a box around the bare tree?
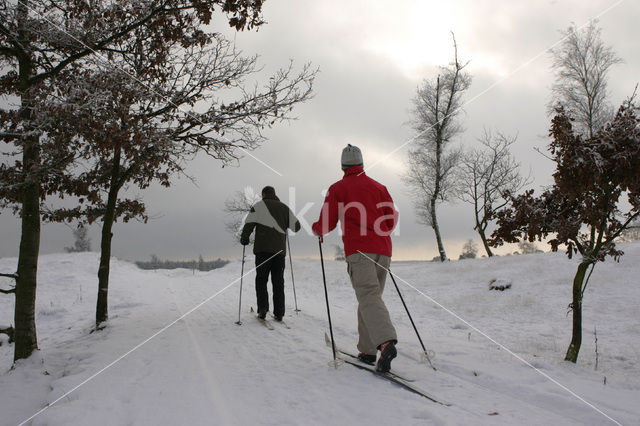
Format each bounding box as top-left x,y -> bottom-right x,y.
518,240 -> 538,255
0,0 -> 266,361
42,38 -> 314,327
224,187 -> 262,244
404,34 -> 471,262
549,20 -> 622,138
458,239 -> 478,260
65,225 -> 91,253
458,130 -> 530,257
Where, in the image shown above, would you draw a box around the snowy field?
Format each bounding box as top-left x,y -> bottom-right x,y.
1,242 -> 639,425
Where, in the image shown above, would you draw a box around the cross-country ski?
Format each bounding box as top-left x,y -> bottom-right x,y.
271,315 -> 291,329
257,316 -> 275,330
341,357 -> 451,406
321,332 -> 451,407
324,332 -> 414,382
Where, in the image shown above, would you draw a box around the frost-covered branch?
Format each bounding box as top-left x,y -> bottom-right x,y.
404,33 -> 471,261
549,20 -> 622,138
490,99 -> 640,363
1,0 -> 268,360
224,187 -> 260,243
0,270 -> 17,294
458,129 -> 530,256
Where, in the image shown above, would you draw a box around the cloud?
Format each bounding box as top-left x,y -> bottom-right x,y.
1,0 -> 638,262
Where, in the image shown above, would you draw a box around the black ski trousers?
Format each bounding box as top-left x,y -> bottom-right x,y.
255,252 -> 286,318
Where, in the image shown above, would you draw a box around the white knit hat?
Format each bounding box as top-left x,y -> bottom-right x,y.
341,144 -> 363,170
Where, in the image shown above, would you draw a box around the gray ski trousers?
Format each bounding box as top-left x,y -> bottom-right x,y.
346,252 -> 397,355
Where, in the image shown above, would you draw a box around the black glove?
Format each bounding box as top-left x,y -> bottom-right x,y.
240,236 -> 249,246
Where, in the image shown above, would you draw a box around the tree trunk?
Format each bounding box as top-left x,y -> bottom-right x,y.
430,196 -> 447,261
14,1 -> 40,362
96,148 -> 122,327
476,221 -> 493,257
431,118 -> 447,262
564,261 -> 590,363
14,133 -> 40,361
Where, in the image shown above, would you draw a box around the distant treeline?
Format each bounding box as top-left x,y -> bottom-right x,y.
136,255 -> 229,271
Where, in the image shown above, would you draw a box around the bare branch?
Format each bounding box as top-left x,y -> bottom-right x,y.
404,33 -> 471,260
0,272 -> 18,280
533,146 -> 554,161
457,129 -> 530,256
0,326 -> 14,341
223,187 -> 260,243
0,271 -> 17,294
549,20 -> 622,138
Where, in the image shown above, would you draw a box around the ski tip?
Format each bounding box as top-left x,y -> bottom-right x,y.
328,359 -> 344,369
257,316 -> 275,330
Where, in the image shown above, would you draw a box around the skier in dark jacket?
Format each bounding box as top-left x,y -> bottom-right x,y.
312,144 -> 399,373
241,186 -> 301,321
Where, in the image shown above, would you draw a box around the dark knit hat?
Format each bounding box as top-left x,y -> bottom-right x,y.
261,186 -> 276,197
341,144 -> 363,170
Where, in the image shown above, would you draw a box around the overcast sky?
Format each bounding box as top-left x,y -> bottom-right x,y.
1,0 -> 639,262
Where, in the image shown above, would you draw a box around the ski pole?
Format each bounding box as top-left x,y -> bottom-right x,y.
388,268 -> 436,370
235,246 -> 246,325
287,233 -> 300,313
319,237 -> 341,367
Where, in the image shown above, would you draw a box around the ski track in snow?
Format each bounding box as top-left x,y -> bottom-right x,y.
1,244 -> 639,425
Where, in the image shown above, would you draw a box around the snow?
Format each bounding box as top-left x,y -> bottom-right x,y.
1,244 -> 639,425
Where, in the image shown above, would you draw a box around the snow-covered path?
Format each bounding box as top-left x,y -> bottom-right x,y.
1,245 -> 639,425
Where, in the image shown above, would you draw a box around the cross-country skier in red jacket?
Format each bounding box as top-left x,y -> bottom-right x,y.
312,144 -> 399,373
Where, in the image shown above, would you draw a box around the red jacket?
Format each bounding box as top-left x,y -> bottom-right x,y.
312,166 -> 398,257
